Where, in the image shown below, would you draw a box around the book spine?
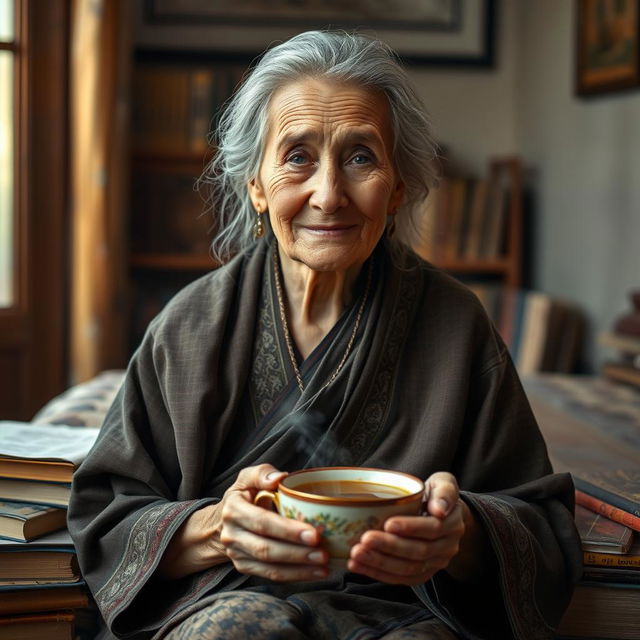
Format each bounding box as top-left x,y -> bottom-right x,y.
583,550 -> 640,567
601,361 -> 640,388
188,70 -> 213,152
575,490 -> 640,532
575,479 -> 640,517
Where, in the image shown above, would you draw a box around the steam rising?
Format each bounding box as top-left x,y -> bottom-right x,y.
288,410 -> 352,469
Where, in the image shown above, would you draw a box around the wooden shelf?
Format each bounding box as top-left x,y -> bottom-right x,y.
424,156 -> 523,288
132,151 -> 212,174
130,253 -> 219,271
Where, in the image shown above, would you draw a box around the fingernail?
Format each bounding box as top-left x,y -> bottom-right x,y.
308,550 -> 324,563
436,498 -> 449,513
300,530 -> 316,545
266,471 -> 284,481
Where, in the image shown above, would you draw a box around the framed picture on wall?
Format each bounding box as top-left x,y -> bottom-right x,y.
137,0 -> 496,67
576,0 -> 640,96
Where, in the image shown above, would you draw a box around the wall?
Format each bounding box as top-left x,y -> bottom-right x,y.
412,0 -> 640,369
517,1 -> 640,368
408,0 -> 520,175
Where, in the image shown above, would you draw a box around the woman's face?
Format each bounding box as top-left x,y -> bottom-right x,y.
248,77 -> 404,272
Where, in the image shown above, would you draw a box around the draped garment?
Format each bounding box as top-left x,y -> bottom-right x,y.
68,240 -> 582,639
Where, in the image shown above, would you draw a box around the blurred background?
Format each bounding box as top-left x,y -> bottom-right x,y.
2,0 -> 640,419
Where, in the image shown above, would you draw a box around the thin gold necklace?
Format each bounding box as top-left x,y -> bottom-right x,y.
272,246 -> 373,394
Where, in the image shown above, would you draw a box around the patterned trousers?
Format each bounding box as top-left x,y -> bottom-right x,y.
163,590 -> 458,640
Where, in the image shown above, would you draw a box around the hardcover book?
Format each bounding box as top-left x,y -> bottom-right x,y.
0,529 -> 79,583
575,503 -> 634,554
0,548 -> 80,582
0,610 -> 75,640
583,548 -> 640,568
581,565 -> 640,585
0,479 -> 70,508
0,582 -> 89,615
0,421 -> 100,483
576,489 -> 640,531
462,179 -> 488,260
558,582 -> 640,639
0,501 -> 67,542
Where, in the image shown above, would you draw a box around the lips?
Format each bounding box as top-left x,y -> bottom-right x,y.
300,224 -> 357,234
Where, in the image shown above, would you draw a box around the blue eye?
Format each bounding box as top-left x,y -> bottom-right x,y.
287,153 -> 306,165
351,153 -> 371,165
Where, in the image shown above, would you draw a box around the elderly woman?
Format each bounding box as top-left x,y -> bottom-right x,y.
69,31 -> 581,640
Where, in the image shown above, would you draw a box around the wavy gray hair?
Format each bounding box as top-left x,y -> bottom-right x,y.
201,30 -> 439,263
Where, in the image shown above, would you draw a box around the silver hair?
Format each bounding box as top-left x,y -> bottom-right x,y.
201,30 -> 440,264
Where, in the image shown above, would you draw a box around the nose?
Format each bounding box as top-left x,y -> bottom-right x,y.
308,162 -> 348,214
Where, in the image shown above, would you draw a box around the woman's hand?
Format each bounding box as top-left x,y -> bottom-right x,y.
158,464 -> 329,582
347,472 -> 487,586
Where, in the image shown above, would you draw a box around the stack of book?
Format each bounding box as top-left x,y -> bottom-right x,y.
558,504 -> 640,640
599,290 -> 640,389
600,331 -> 640,389
524,375 -> 640,640
0,422 -> 100,640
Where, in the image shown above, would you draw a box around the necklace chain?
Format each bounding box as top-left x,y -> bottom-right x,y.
272,246 -> 373,394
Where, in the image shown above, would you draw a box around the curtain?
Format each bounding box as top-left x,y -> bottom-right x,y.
70,0 -> 131,383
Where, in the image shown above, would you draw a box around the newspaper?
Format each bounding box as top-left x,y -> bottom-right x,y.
0,422 -> 100,466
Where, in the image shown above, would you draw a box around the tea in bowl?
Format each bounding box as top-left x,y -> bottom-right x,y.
255,467 -> 425,559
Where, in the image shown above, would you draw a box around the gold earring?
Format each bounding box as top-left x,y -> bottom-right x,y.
253,207 -> 265,239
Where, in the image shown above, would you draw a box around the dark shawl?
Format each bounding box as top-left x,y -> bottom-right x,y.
68,240 -> 582,639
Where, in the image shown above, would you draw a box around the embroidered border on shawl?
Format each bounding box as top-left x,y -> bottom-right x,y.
465,493 -> 556,640
347,266 -> 420,460
250,261 -> 288,421
95,501 -> 198,622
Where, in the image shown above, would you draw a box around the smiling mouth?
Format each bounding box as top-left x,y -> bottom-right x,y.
300,225 -> 357,235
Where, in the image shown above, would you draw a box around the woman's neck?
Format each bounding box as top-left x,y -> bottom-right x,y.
277,247 -> 362,360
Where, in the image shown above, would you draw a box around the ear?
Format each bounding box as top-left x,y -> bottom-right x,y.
247,177 -> 267,212
389,179 -> 405,213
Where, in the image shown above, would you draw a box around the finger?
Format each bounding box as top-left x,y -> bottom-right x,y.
347,547 -> 438,586
358,529 -> 429,560
424,472 -> 460,518
222,495 -> 321,547
234,464 -> 288,493
224,527 -> 329,566
380,509 -> 464,541
359,529 -> 460,562
231,558 -> 329,583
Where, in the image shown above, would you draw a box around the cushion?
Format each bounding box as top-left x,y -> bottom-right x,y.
32,370 -> 126,428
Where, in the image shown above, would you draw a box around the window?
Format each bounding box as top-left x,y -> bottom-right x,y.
0,0 -> 14,307
0,0 -> 68,418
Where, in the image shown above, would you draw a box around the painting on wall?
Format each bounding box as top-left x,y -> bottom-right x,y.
137,0 -> 496,66
576,0 -> 640,96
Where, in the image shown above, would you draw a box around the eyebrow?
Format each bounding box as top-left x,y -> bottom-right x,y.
275,127 -> 386,153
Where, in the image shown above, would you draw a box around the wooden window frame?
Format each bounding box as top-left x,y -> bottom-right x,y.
0,0 -> 69,418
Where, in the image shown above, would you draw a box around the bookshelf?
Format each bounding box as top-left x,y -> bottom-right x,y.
415,156 -> 524,287
127,52 -> 247,351
127,49 -> 525,351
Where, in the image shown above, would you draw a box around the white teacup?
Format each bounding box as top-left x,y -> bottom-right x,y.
255,466 -> 425,559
